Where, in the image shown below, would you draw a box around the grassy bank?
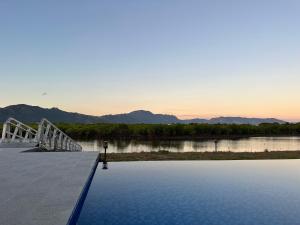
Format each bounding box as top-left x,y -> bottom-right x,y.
105,151 -> 300,162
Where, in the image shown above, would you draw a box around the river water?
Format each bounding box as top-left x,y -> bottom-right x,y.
78,136 -> 300,153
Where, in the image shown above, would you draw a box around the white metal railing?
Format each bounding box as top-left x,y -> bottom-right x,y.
1,118 -> 38,144
1,117 -> 82,151
36,118 -> 82,151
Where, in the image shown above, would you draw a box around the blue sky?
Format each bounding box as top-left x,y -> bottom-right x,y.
1,0 -> 300,120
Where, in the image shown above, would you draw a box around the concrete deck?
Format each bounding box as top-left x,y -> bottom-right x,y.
0,148 -> 99,225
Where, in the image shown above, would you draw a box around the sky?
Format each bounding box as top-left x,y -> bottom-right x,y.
0,0 -> 300,121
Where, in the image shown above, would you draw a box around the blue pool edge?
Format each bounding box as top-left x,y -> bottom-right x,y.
67,153 -> 100,225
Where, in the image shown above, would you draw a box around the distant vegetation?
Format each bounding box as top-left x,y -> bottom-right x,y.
2,122 -> 300,140
54,123 -> 300,140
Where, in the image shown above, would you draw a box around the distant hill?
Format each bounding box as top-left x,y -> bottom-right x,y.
0,104 -> 101,123
0,104 -> 287,125
101,110 -> 179,124
207,117 -> 285,125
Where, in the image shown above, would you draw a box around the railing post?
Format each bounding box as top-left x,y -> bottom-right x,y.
58,133 -> 63,150
1,123 -> 7,141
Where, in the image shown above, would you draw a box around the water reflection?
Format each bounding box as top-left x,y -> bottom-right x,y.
78,136 -> 300,153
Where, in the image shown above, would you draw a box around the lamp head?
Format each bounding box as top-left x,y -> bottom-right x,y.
103,141 -> 108,149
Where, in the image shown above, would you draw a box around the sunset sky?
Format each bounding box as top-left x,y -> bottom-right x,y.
1,0 -> 300,121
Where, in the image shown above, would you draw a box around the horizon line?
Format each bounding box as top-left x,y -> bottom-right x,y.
1,103 -> 297,123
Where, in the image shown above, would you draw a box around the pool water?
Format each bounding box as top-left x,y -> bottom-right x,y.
77,161 -> 300,225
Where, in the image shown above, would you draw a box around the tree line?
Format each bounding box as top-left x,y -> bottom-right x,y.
1,122 -> 300,140
56,123 -> 300,140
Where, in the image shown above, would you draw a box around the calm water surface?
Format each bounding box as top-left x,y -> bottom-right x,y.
78,136 -> 300,153
77,160 -> 300,225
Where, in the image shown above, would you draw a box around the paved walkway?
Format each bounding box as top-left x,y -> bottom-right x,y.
0,148 -> 99,225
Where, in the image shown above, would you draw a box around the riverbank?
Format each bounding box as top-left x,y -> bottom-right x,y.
105,151 -> 300,161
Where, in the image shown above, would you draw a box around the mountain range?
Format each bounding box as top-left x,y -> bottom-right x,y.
0,104 -> 286,125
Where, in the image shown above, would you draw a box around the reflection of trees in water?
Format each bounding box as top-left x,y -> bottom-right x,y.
151,140 -> 185,152
191,141 -> 212,152
124,139 -> 185,152
190,139 -> 252,152
78,141 -> 97,152
84,137 -> 300,153
110,139 -> 131,151
94,139 -> 131,153
130,140 -> 148,147
221,138 -> 252,152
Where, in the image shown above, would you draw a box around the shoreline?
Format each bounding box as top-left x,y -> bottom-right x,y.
105,151 -> 300,162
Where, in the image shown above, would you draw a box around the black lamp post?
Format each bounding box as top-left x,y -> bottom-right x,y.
214,140 -> 218,152
102,141 -> 108,170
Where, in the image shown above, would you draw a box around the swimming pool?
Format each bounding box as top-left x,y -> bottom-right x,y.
77,160 -> 300,225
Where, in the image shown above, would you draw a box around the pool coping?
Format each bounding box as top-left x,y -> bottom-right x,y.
67,153 -> 100,225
